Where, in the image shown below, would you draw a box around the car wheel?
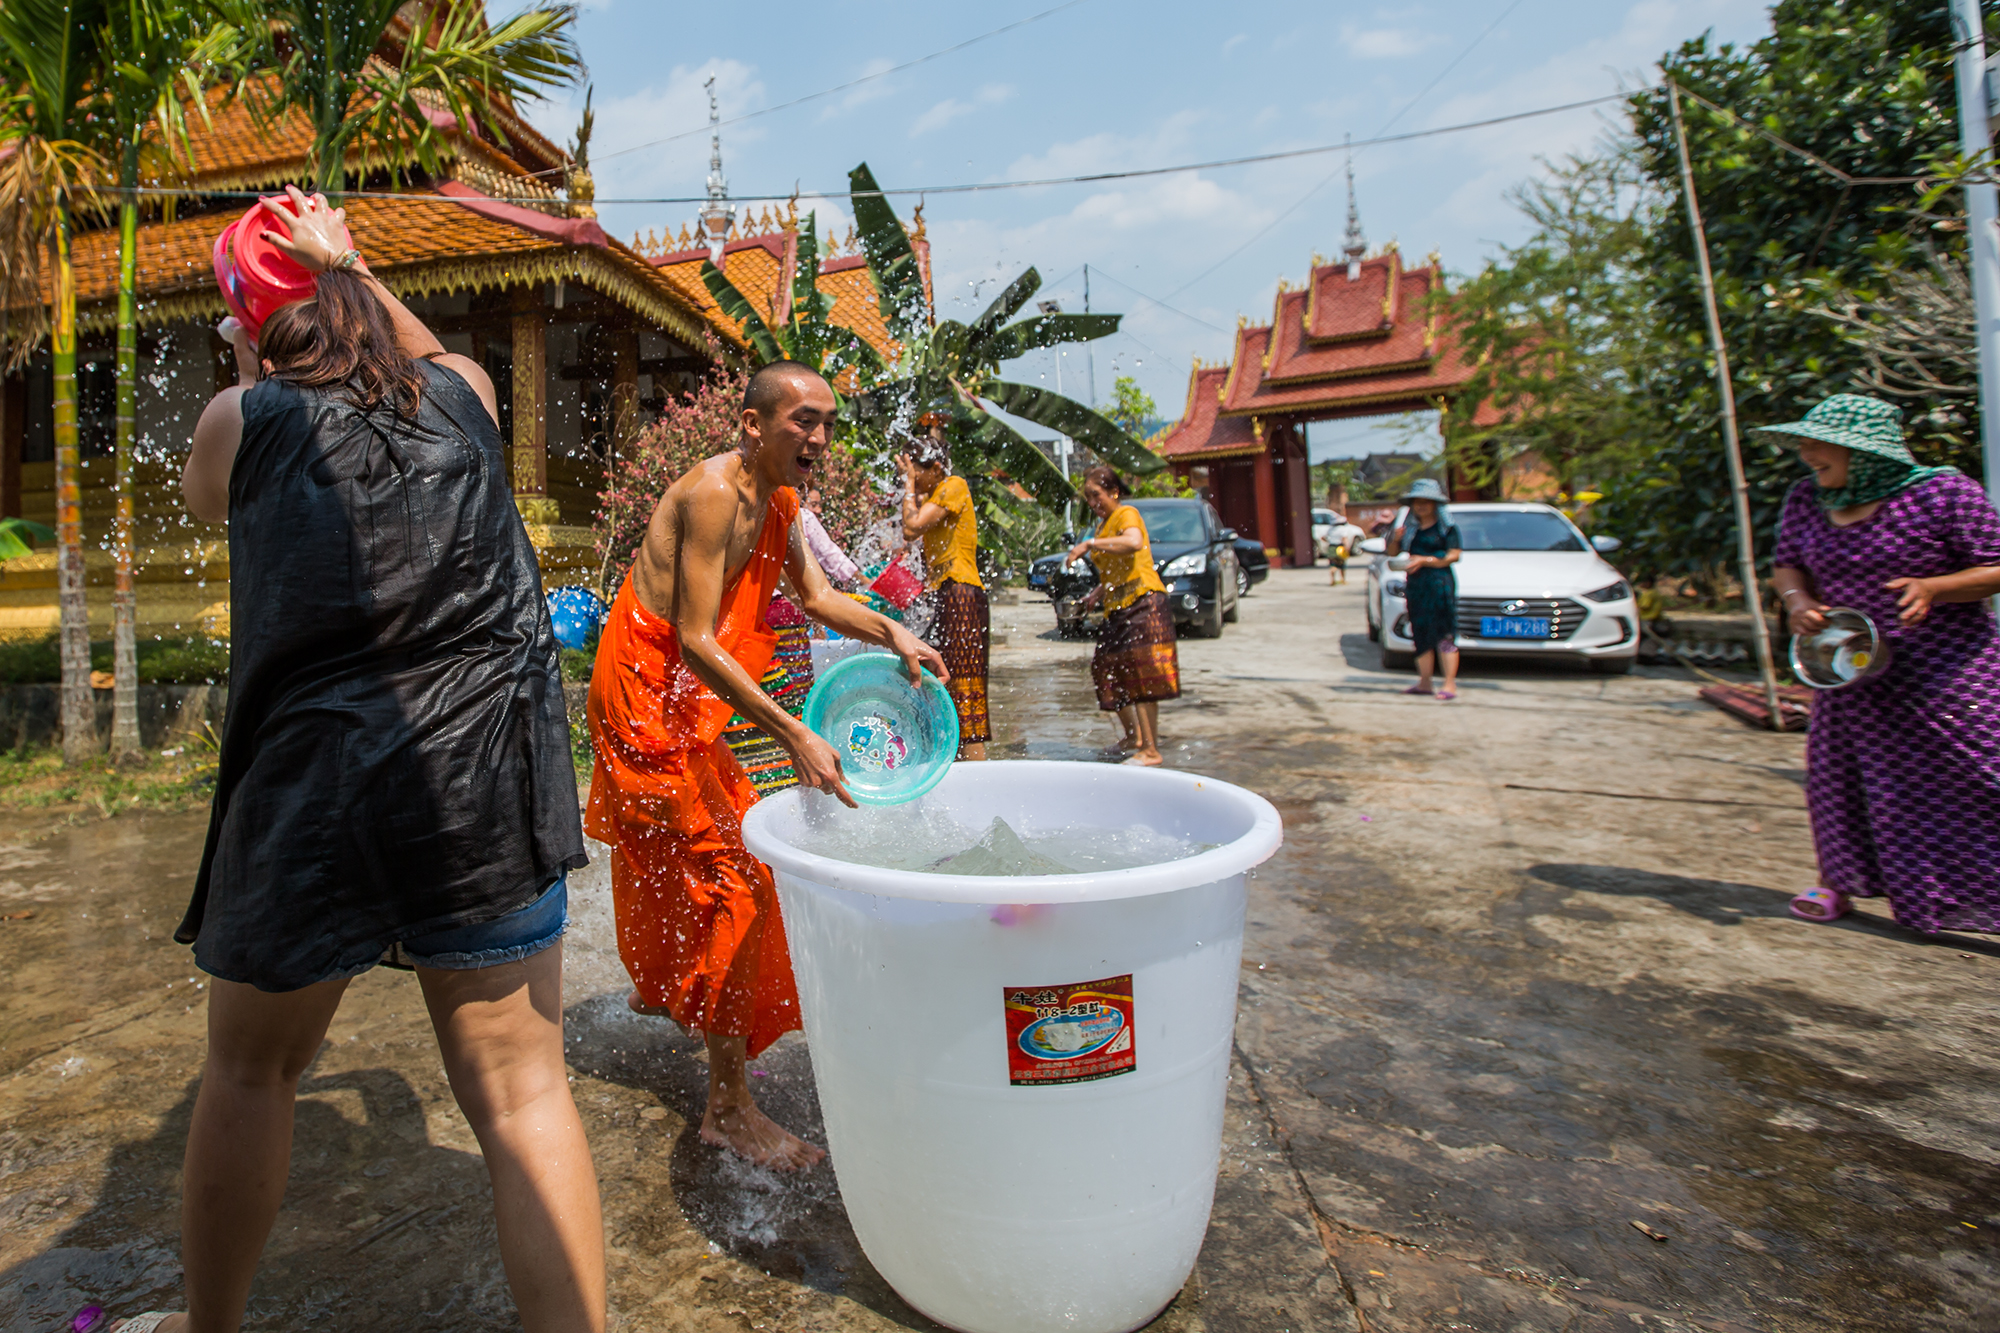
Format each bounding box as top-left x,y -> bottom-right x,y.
1196,599 -> 1225,638
1366,612 -> 1380,642
1235,566 -> 1250,599
1222,583 -> 1240,623
1381,648 -> 1414,670
1590,655 -> 1636,675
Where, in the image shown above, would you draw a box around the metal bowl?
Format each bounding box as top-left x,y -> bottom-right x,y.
1788,606 -> 1892,690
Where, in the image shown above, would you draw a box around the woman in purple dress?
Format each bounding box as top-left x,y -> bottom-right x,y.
1761,394 -> 2000,931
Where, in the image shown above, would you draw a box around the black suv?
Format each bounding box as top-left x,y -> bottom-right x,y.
1026,498 -> 1265,638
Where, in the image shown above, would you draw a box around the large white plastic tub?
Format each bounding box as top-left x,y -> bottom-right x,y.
742,761 -> 1282,1333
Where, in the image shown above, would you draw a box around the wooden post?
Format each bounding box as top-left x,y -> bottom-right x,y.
1251,427 -> 1279,556
510,292 -> 556,525
609,325 -> 639,470
1281,425 -> 1313,566
1,372 -> 21,519
1668,80 -> 1785,730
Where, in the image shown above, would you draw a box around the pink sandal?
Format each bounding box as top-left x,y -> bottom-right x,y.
1403,684 -> 1433,696
1789,887 -> 1850,922
1436,689 -> 1457,701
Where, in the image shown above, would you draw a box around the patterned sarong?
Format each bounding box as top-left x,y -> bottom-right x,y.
1092,590 -> 1180,711
916,580 -> 988,748
926,580 -> 990,744
721,598 -> 814,799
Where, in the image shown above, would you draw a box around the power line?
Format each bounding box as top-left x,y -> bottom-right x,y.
590,0 -> 1098,166
127,90 -> 1638,208
1164,0 -> 1535,302
1083,268 -> 1232,334
1375,0 -> 1532,138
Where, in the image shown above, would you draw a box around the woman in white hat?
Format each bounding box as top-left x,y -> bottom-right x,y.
1384,478 -> 1463,699
1760,393 -> 2000,930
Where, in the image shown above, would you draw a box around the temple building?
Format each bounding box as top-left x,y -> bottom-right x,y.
1153,169 -> 1479,566
0,41 -> 912,640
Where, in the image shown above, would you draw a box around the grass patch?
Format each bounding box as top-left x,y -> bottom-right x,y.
0,635 -> 231,685
0,738 -> 217,818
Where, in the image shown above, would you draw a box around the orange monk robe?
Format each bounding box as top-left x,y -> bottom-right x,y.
584,488 -> 801,1058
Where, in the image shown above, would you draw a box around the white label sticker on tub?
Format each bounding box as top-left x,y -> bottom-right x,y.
1005,976 -> 1135,1086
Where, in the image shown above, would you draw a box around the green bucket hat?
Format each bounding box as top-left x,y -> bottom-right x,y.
1752,393 -> 1913,462
1753,393 -> 1957,510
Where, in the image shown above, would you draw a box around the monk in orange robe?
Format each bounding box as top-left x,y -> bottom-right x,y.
586,361 -> 945,1169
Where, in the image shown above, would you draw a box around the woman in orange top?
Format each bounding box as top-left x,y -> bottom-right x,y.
900,430 -> 989,759
1067,466 -> 1179,765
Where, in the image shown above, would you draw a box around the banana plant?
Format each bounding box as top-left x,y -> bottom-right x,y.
699,208 -> 886,389
842,162 -> 1164,509
0,517 -> 56,561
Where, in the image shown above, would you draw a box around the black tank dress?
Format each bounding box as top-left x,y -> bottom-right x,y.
178,359 -> 587,991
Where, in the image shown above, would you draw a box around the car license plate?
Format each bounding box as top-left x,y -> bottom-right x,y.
1028,573 -> 1046,587
1480,615 -> 1550,639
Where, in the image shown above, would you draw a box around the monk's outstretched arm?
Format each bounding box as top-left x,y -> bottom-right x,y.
785,519 -> 948,689
669,478 -> 857,804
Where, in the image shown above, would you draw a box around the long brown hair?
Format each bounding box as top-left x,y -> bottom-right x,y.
257,268 -> 425,415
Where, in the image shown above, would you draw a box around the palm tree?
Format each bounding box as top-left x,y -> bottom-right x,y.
0,0 -> 112,766
257,0 -> 581,198
842,163 -> 1165,508
98,0 -> 252,763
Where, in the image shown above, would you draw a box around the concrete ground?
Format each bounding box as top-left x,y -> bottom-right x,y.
3,566 -> 1997,1332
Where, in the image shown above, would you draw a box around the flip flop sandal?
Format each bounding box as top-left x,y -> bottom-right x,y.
1403,684 -> 1433,695
72,1313 -> 179,1333
1436,689 -> 1457,701
1789,887 -> 1850,922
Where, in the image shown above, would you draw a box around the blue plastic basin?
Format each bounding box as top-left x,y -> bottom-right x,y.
803,653 -> 959,805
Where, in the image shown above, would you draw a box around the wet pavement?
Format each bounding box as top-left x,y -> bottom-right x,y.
4,567 -> 1998,1332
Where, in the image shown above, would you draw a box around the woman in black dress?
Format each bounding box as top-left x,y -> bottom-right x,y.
141,189 -> 603,1333
1384,478 -> 1463,699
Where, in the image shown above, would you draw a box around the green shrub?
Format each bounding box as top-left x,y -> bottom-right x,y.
0,635 -> 231,685
0,637 -> 61,684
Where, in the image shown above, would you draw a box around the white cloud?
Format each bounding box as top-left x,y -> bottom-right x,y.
910,84 -> 1015,137
823,58 -> 900,117
1222,33 -> 1248,55
1343,26 -> 1444,59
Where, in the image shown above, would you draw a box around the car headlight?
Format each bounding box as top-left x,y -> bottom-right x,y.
1161,551 -> 1206,577
1385,577 -> 1407,598
1582,579 -> 1631,603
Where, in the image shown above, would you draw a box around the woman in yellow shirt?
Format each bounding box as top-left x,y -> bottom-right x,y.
900,431 -> 988,760
1066,466 -> 1179,765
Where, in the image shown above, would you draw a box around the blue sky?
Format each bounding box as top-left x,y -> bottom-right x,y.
515,0 -> 1772,458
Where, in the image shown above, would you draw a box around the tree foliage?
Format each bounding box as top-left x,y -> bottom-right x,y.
1593,0 -> 1972,584
252,0 -> 580,196
1445,149 -> 1669,497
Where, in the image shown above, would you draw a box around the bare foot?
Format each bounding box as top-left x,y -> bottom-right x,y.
627,989 -> 677,1017
1122,751 -> 1164,767
700,1099 -> 826,1170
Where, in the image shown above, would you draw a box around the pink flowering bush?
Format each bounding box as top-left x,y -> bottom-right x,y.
594,363 -> 884,592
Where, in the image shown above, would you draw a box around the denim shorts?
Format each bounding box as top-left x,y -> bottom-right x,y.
375,875 -> 569,972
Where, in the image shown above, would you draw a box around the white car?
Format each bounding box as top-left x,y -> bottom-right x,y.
1360,502 -> 1639,674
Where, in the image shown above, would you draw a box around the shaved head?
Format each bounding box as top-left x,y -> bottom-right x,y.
744,360 -> 826,417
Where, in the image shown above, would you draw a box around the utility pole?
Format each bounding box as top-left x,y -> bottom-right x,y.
1951,0 -> 2000,511
1084,265 -> 1097,407
1668,80 -> 1786,731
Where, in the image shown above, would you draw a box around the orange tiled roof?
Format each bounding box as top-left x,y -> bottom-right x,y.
1156,365 -> 1261,460
1220,318 -> 1474,420
28,190 -> 721,349
157,75 -> 564,199
649,234 -> 904,363
1157,248 -> 1480,455
1303,250 -> 1399,341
